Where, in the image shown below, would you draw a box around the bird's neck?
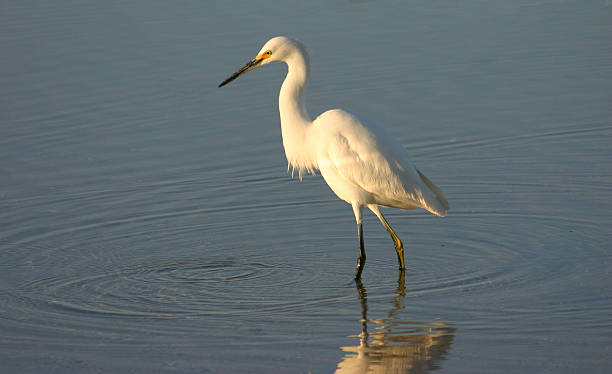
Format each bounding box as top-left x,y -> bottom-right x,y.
279,52 -> 317,177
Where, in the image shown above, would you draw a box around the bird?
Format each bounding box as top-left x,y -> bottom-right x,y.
218,36 -> 449,279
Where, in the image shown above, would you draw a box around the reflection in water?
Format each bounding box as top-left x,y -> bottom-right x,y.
335,272 -> 455,373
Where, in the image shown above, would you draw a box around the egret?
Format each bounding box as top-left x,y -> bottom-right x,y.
218,36 -> 449,279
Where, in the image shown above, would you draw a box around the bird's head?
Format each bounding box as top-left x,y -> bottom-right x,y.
218,36 -> 305,88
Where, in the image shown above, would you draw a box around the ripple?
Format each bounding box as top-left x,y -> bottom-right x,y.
15,255 -> 326,321
412,122 -> 612,160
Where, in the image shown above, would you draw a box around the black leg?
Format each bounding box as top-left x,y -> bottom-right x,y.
355,222 -> 366,279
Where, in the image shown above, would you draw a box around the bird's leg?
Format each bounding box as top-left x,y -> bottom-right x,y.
370,206 -> 405,270
388,225 -> 405,270
353,205 -> 366,279
355,222 -> 366,279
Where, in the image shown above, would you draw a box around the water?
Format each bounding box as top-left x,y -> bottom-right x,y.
1,1 -> 611,373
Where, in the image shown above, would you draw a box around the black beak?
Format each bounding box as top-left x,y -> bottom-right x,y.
218,57 -> 264,88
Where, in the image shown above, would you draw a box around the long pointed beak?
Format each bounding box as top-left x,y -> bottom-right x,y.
218,57 -> 264,87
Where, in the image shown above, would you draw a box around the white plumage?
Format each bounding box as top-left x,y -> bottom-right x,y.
219,36 -> 449,278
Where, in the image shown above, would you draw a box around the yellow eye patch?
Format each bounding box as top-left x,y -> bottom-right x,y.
257,50 -> 272,60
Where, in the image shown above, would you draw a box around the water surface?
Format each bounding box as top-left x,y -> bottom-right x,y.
1,1 -> 611,373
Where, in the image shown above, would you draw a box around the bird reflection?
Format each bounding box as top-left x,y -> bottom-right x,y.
335,271 -> 455,373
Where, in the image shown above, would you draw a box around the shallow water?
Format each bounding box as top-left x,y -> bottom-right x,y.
1,1 -> 611,373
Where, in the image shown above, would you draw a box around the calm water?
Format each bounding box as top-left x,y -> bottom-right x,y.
1,1 -> 611,373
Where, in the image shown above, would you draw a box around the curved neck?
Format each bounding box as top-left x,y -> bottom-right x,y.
279,50 -> 317,176
279,52 -> 311,127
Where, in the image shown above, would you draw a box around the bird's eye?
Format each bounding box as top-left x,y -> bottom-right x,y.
265,50 -> 272,56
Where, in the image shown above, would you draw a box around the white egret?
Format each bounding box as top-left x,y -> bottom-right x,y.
219,36 -> 449,279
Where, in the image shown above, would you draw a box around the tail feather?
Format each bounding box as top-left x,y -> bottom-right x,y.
416,169 -> 450,216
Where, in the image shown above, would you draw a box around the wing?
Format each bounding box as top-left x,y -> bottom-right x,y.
316,109 -> 449,216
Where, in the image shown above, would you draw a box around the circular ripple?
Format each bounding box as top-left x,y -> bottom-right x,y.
17,256 -> 322,319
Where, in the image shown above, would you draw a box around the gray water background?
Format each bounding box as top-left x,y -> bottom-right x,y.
1,1 -> 611,373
